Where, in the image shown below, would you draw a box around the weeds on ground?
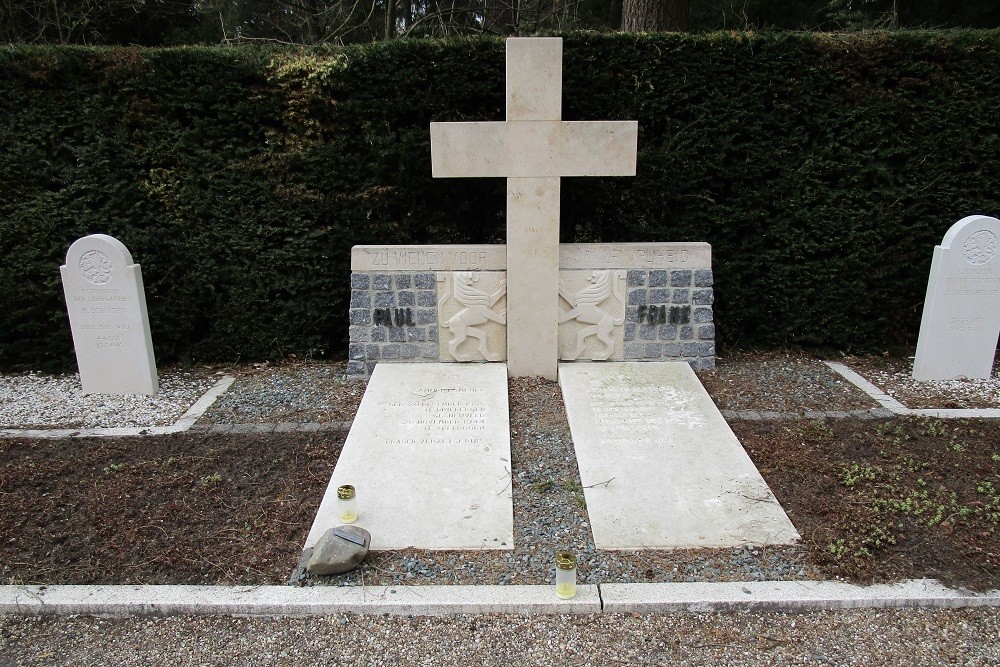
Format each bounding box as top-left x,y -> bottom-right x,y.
815,418 -> 998,576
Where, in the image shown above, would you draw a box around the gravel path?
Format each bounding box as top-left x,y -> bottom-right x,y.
199,361 -> 363,425
2,608 -> 998,666
847,355 -> 1000,409
0,368 -> 220,429
698,352 -> 878,412
3,353 -> 996,432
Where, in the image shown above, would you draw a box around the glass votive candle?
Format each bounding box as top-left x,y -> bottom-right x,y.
337,484 -> 357,524
555,551 -> 577,599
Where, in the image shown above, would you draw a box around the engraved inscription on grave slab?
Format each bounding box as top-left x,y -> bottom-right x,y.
560,362 -> 799,549
304,363 -> 513,551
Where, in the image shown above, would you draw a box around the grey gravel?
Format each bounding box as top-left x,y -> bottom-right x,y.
200,361 -> 364,424
0,368 -> 220,429
2,608 -> 998,666
699,352 -> 878,412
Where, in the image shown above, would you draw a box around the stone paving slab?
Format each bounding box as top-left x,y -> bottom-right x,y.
559,362 -> 799,549
305,363 -> 514,551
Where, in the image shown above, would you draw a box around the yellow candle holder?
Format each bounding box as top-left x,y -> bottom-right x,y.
555,551 -> 577,599
337,484 -> 357,524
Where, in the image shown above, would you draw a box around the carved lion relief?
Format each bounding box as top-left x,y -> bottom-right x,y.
437,272 -> 507,362
557,270 -> 626,361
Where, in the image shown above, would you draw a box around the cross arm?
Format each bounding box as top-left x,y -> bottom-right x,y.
430,121 -> 638,179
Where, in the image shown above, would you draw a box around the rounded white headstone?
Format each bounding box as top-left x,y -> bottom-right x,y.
913,216 -> 1000,380
60,234 -> 158,395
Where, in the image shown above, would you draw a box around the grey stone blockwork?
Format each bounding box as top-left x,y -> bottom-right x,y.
348,272 -> 438,377
348,267 -> 715,376
622,269 -> 715,370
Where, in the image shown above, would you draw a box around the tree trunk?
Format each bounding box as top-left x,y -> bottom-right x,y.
483,0 -> 516,35
385,0 -> 396,38
621,0 -> 689,32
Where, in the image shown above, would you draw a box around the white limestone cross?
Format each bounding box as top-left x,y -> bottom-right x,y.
430,37 -> 638,380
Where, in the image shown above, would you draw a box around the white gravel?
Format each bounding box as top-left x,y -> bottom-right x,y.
1,609 -> 998,666
847,356 -> 1000,409
0,369 -> 221,429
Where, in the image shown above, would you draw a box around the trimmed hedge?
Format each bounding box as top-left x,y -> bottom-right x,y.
2,32 -> 999,369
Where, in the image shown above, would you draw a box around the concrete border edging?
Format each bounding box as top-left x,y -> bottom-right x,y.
0,584 -> 601,617
825,362 -> 1000,419
600,579 -> 1000,613
2,580 -> 997,617
0,376 -> 236,439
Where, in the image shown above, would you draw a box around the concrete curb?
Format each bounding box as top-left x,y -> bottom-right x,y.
0,584 -> 600,617
0,376 -> 235,439
1,580 -> 996,617
600,579 -> 1000,613
825,362 -> 1000,419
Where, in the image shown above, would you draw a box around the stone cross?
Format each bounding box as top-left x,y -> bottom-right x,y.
430,37 -> 637,380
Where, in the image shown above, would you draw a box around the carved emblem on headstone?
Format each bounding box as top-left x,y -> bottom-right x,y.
437,272 -> 507,362
558,270 -> 626,361
964,230 -> 997,265
79,250 -> 113,285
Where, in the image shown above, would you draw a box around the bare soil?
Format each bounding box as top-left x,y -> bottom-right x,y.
736,417 -> 999,591
0,432 -> 341,585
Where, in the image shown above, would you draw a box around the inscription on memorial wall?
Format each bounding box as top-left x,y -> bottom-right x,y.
373,307 -> 415,327
637,305 -> 691,325
352,245 -> 505,272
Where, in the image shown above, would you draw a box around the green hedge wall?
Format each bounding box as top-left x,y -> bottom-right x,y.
2,32 -> 999,369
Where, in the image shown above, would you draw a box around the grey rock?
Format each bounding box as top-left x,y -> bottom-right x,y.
307,525 -> 371,576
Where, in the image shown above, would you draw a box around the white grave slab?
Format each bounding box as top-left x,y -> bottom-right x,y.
431,37 -> 638,380
60,234 -> 157,395
913,215 -> 1000,380
559,362 -> 799,549
305,363 -> 513,551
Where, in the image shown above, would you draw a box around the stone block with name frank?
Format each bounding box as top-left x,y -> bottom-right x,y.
913,215 -> 1000,380
61,234 -> 158,395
